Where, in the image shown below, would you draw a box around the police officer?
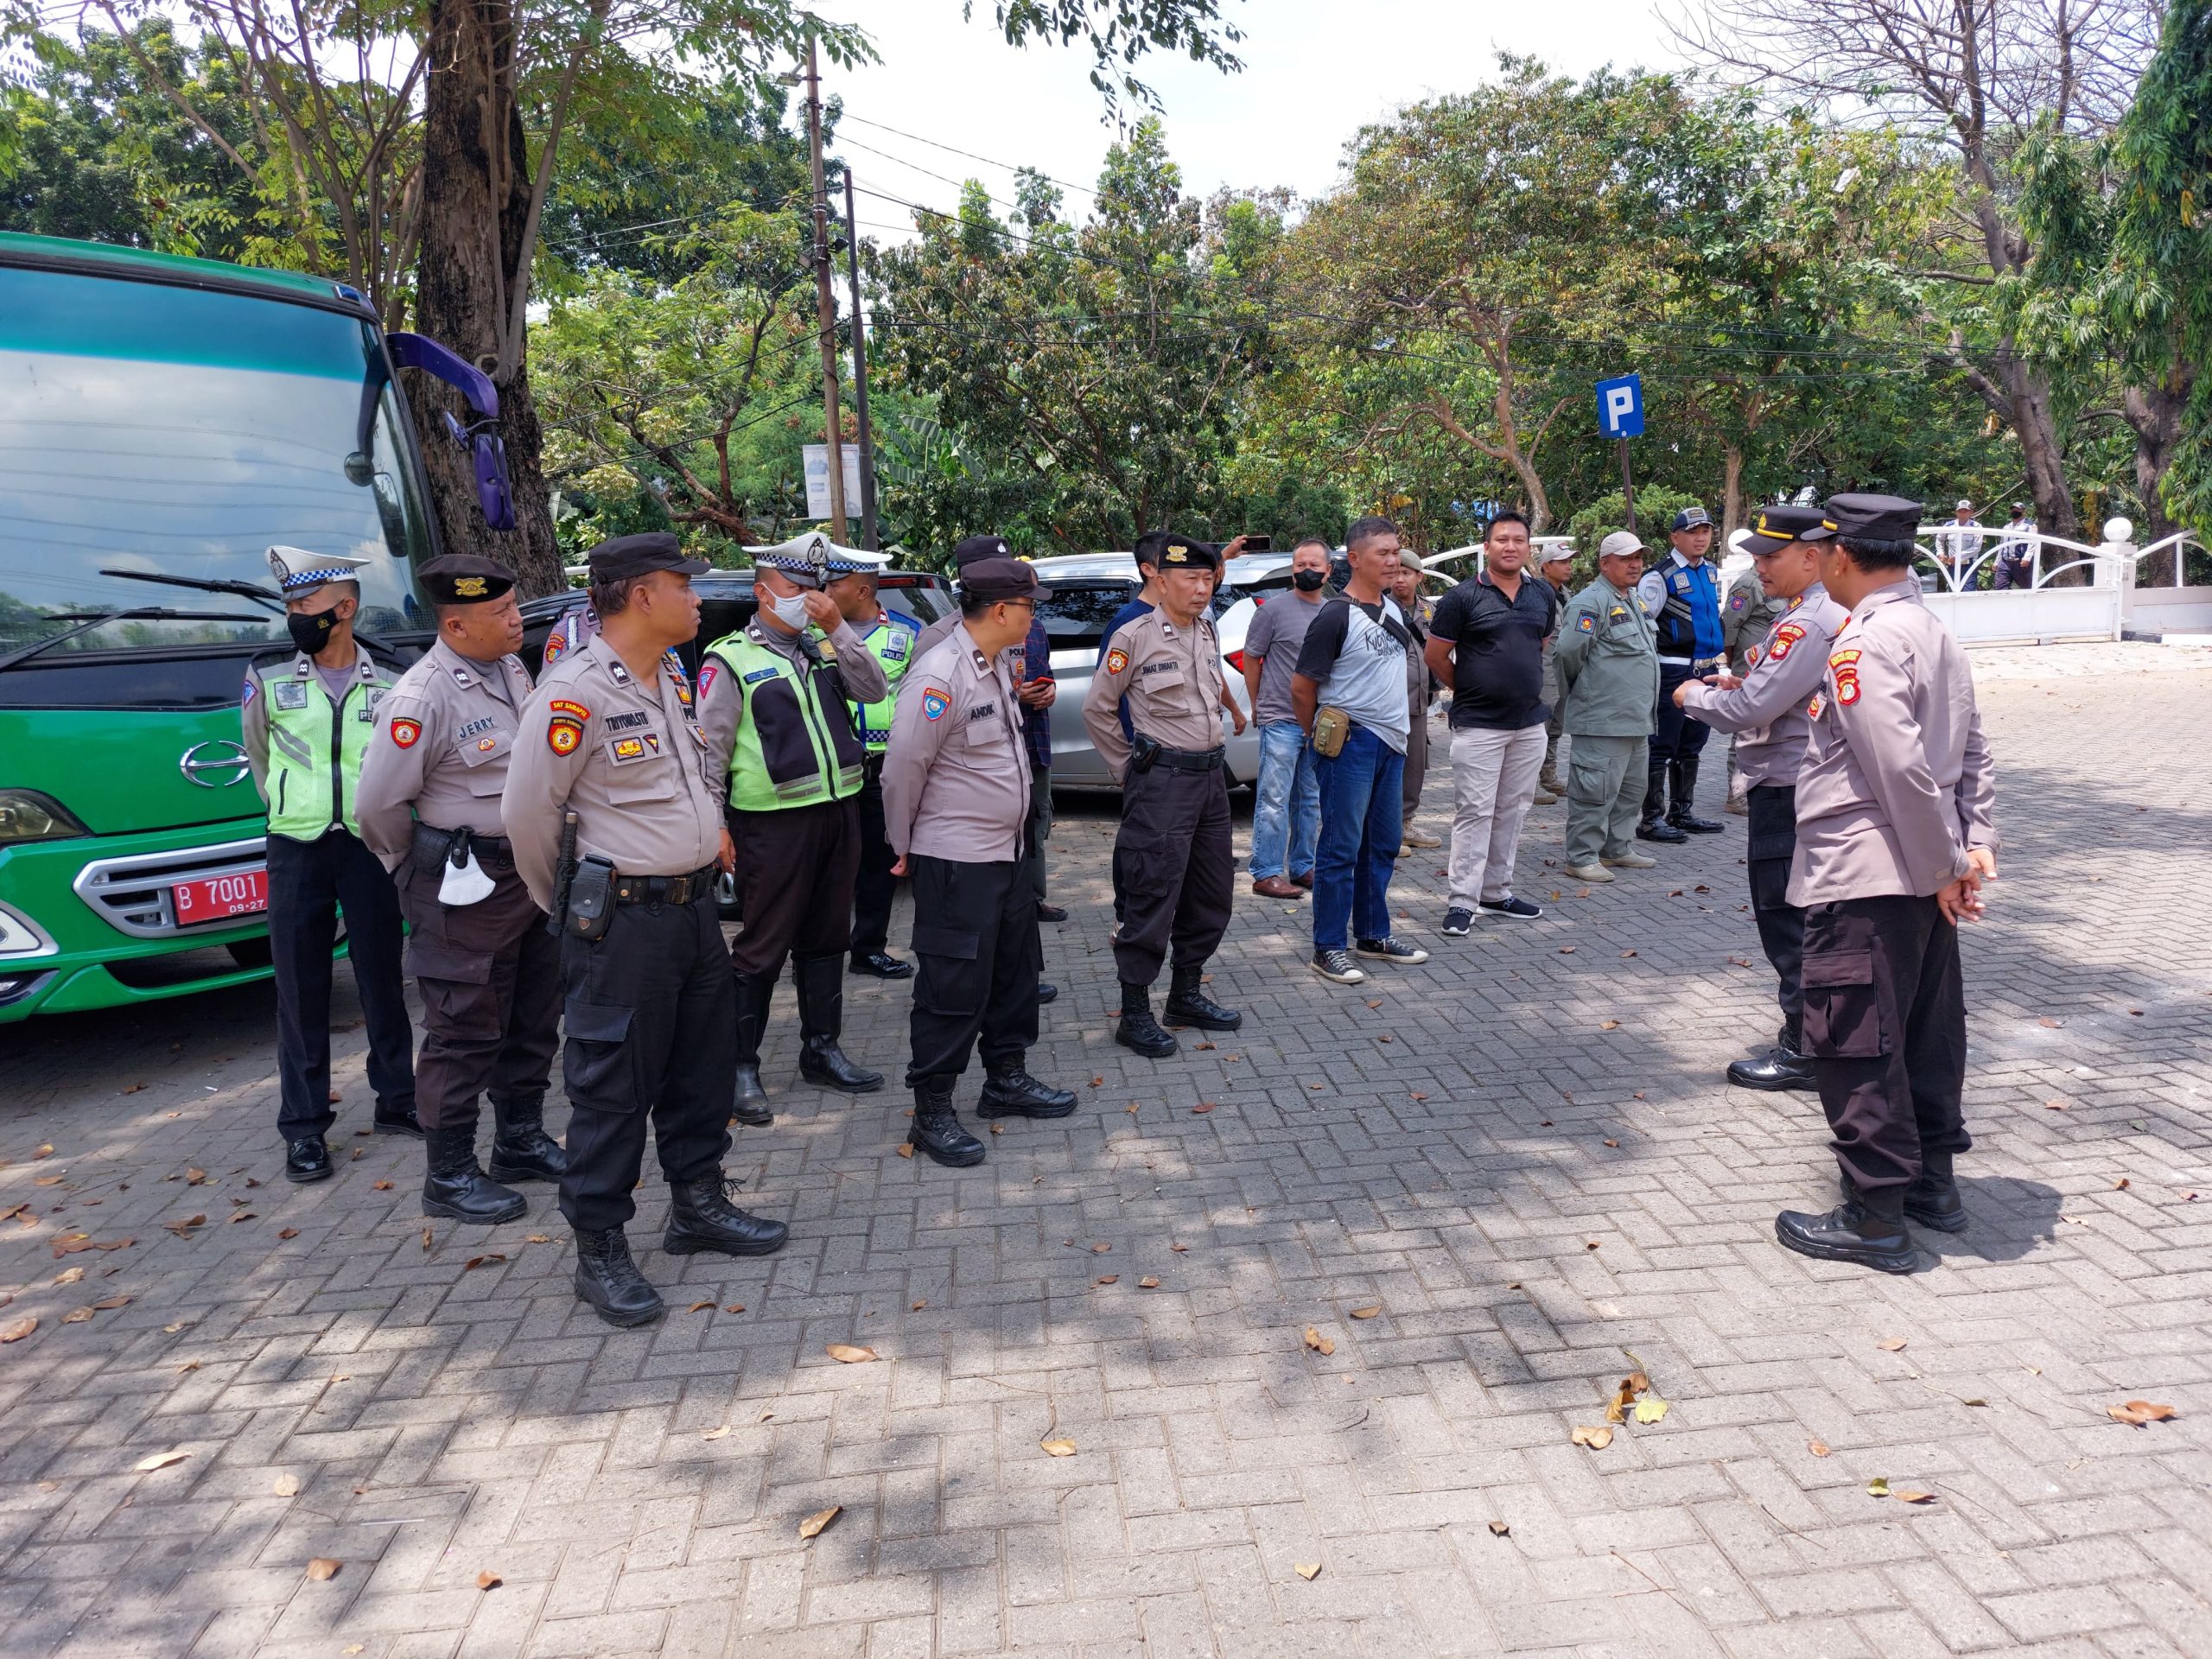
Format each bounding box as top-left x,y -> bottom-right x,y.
835,561 -> 919,980
1718,531 -> 1789,816
356,555 -> 565,1224
912,534 -> 1019,658
505,533 -> 787,1327
698,533 -> 891,1122
1554,531 -> 1660,885
1082,535 -> 1243,1057
243,548 -> 416,1181
1773,494 -> 1998,1273
881,558 -> 1075,1165
1637,505 -> 1727,841
1674,506 -> 1847,1093
1535,544 -> 1575,803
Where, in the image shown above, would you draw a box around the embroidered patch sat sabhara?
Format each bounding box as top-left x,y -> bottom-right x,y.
1829,647 -> 1863,706
1767,620 -> 1808,661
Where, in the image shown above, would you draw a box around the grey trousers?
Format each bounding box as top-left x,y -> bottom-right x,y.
1564,734 -> 1649,866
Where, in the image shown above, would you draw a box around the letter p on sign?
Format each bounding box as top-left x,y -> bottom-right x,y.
1596,373 -> 1644,439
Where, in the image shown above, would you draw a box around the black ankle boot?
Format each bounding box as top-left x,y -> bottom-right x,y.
372,1099 -> 424,1138
1726,1043 -> 1817,1091
663,1173 -> 789,1256
1636,766 -> 1687,842
422,1124 -> 526,1224
1163,964 -> 1242,1031
1668,759 -> 1724,834
731,971 -> 775,1126
1115,982 -> 1176,1058
977,1060 -> 1077,1119
486,1095 -> 566,1183
1903,1150 -> 1968,1233
909,1077 -> 986,1166
1775,1189 -> 1917,1273
794,954 -> 883,1093
574,1228 -> 664,1326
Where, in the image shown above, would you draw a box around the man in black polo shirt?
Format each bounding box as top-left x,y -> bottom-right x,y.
1422,511 -> 1559,937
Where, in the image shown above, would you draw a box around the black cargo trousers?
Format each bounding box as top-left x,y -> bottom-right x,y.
905,854 -> 1040,1087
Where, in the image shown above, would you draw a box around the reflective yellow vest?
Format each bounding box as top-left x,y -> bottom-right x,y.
251,653 -> 395,840
849,612 -> 917,753
703,631 -> 866,811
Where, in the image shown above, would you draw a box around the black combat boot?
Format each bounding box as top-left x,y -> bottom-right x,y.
1903,1150 -> 1968,1233
1163,963 -> 1243,1031
1115,982 -> 1177,1058
977,1059 -> 1077,1119
794,954 -> 884,1093
908,1077 -> 987,1166
574,1228 -> 664,1326
663,1173 -> 789,1256
730,971 -> 776,1126
487,1094 -> 567,1183
1636,766 -> 1687,842
1726,1019 -> 1817,1091
372,1098 -> 424,1138
421,1123 -> 527,1225
1667,758 -> 1725,834
1774,1186 -> 1918,1273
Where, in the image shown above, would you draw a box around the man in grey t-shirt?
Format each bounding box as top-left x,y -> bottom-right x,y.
1242,537 -> 1332,897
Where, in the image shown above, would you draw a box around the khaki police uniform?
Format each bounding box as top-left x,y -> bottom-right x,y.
503,632 -> 734,1236
1790,575 -> 1996,1200
1552,573 -> 1658,868
1083,602 -> 1234,992
242,552 -> 415,1152
356,634 -> 561,1142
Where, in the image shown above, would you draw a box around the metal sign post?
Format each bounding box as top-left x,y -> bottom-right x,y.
1596,373 -> 1644,535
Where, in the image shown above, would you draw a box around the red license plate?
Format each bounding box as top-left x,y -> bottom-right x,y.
173,868 -> 269,925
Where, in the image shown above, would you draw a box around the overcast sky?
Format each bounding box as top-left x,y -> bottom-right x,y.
818,0 -> 1695,238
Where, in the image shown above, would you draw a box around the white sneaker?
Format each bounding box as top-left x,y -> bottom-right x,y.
1602,851 -> 1657,869
1564,862 -> 1615,882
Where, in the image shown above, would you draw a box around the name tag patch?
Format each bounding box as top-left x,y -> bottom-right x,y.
743,666 -> 779,685
605,710 -> 650,731
272,681 -> 309,710
968,701 -> 997,721
455,715 -> 496,740
1141,658 -> 1178,676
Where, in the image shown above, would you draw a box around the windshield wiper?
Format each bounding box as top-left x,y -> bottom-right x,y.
0,608 -> 270,675
99,568 -> 284,608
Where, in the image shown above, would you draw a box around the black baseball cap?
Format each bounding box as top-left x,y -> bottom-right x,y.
1813,493 -> 1923,542
1671,505 -> 1713,532
587,531 -> 709,581
418,554 -> 517,605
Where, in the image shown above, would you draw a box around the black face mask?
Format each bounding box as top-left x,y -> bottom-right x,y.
1292,569 -> 1326,593
287,607 -> 338,655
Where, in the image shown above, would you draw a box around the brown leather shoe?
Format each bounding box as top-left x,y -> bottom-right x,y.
1291,870 -> 1314,889
1251,875 -> 1301,899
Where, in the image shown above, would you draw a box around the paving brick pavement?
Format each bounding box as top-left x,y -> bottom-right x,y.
2,661 -> 2209,1659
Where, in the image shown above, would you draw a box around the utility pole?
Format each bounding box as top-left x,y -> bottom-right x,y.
802,29 -> 846,543
842,168 -> 879,551
1618,437 -> 1637,536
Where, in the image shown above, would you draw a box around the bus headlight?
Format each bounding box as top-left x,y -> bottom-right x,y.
0,791 -> 90,844
0,901 -> 57,959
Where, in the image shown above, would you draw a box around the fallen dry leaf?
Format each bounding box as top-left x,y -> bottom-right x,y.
1599,1020 -> 1620,1031
372,1180 -> 393,1191
122,1084 -> 145,1096
910,1300 -> 925,1311
701,1425 -> 731,1441
1570,1425 -> 1613,1451
1192,1102 -> 1214,1114
689,1300 -> 715,1313
1634,1396 -> 1670,1425
185,1168 -> 206,1185
176,1360 -> 200,1373
422,1225 -> 433,1250
1302,1326 -> 1334,1357
1293,1561 -> 1321,1581
894,1144 -> 914,1159
61,1307 -> 93,1324
54,1267 -> 84,1286
825,1343 -> 877,1363
2044,1100 -> 2067,1110
304,1559 -> 341,1581
277,1229 -> 299,1240
1559,945 -> 1576,954
1487,1520 -> 1510,1537
727,1304 -> 746,1313
33,1175 -> 63,1187
163,1215 -> 206,1237
1138,1276 -> 1161,1289
1094,1274 -> 1118,1286
1808,1439 -> 1832,1458
798,1506 -> 841,1540
1866,1476 -> 1891,1497
1877,1338 -> 1908,1352
1091,1242 -> 1111,1253
526,1234 -> 551,1243
2114,1178 -> 2130,1191
476,1571 -> 502,1591
272,1473 -> 298,1496
0,1316 -> 36,1343
1349,1306 -> 1381,1320
1039,1438 -> 1077,1458
1603,1138 -> 1619,1148
34,1145 -> 52,1160
227,1211 -> 255,1224
2037,1016 -> 2063,1028
134,1451 -> 190,1471
2108,1400 -> 2178,1427
1891,1489 -> 1937,1504
1170,1243 -> 1189,1253
91,1295 -> 128,1311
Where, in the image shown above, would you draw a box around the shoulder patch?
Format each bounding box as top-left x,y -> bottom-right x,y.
548,697 -> 590,721
697,660 -> 721,701
1729,593 -> 1746,611
1767,620 -> 1808,661
389,717 -> 422,749
1105,647 -> 1129,676
240,676 -> 257,707
1576,613 -> 1595,632
1827,647 -> 1862,670
921,688 -> 950,721
547,716 -> 583,755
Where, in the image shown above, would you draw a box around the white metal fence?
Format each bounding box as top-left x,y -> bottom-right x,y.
1911,519 -> 2209,643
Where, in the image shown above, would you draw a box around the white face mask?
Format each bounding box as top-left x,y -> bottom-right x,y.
770,593 -> 811,631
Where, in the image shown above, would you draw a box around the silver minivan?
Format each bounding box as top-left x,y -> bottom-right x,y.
1032,551 -> 1266,790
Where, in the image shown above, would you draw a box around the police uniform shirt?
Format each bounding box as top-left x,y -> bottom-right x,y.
1081,607 -> 1227,780
239,648 -> 393,799
696,614 -> 889,783
1788,580 -> 1998,907
880,625 -> 1030,862
1719,565 -> 1789,666
503,634 -> 722,908
355,638 -> 535,868
913,610 -> 1022,674
1551,577 -> 1658,737
1678,584 -> 1851,789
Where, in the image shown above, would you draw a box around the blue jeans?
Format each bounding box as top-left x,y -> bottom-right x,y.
1249,720 -> 1319,880
1313,723 -> 1405,952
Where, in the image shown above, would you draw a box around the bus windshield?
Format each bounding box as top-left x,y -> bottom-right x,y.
0,264 -> 433,660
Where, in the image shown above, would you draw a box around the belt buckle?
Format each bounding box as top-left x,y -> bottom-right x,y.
669,874 -> 691,905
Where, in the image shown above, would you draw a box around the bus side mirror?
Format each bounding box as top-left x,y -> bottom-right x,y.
391,333 -> 518,532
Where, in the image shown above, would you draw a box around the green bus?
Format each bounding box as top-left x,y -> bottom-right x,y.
0,232 -> 512,1023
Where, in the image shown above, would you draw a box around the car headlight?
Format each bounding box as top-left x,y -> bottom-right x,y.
0,901 -> 56,959
0,790 -> 90,845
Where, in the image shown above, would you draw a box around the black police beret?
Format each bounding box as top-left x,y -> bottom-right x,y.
1815,493 -> 1923,543
960,557 -> 1039,603
1745,504 -> 1827,546
588,531 -> 709,581
418,553 -> 516,605
950,534 -> 1012,569
1152,531 -> 1219,573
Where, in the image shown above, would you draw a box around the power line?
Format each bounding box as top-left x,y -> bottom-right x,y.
837,111 -> 1103,200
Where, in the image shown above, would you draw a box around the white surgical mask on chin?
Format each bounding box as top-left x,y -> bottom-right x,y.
771,593 -> 811,630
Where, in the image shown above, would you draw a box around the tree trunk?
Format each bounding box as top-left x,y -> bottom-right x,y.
1720,442 -> 1745,540
410,0 -> 565,598
2123,372 -> 2194,584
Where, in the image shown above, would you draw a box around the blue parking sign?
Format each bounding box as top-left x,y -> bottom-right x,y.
1596,373 -> 1643,439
